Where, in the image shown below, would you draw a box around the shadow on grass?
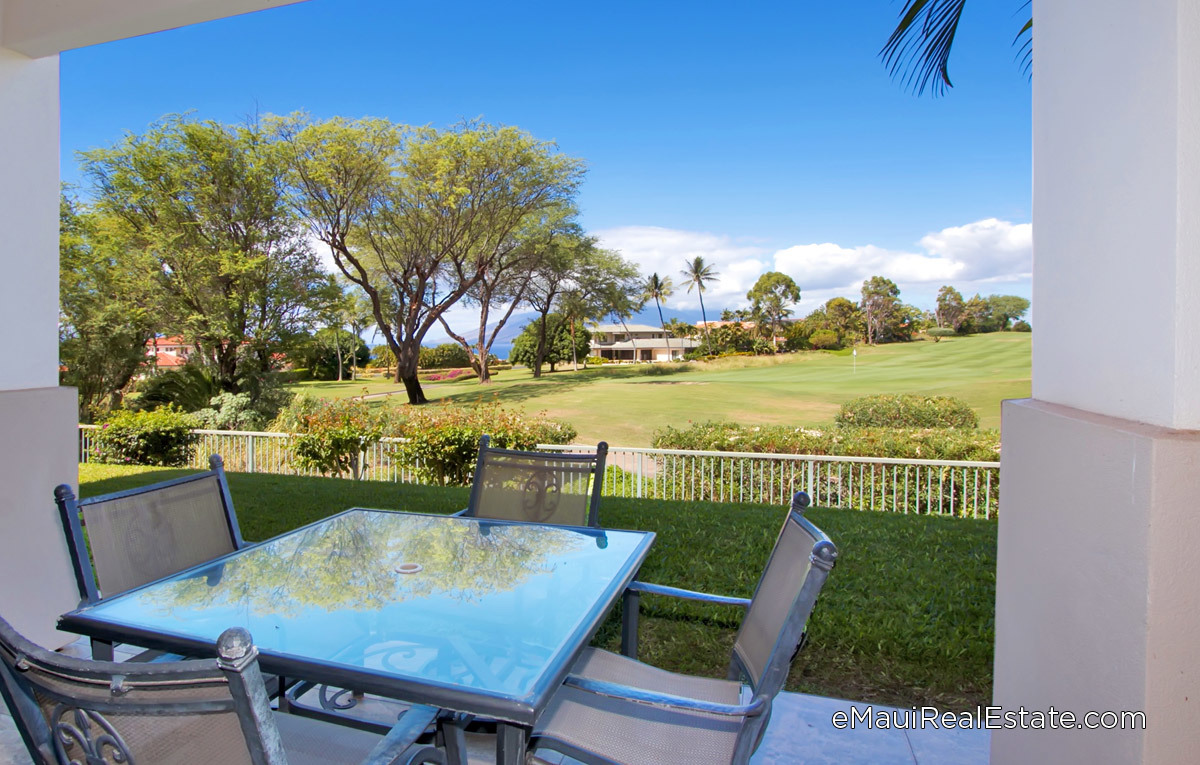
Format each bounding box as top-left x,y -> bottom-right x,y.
435,363 -> 694,406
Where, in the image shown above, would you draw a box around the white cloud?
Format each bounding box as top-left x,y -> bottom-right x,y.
594,226 -> 770,310
597,219 -> 1032,316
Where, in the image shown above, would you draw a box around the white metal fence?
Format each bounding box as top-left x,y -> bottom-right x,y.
79,426 -> 1000,519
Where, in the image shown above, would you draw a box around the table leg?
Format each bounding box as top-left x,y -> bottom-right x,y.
496,722 -> 528,765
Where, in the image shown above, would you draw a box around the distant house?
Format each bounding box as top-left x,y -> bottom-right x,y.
589,324 -> 700,362
146,335 -> 190,370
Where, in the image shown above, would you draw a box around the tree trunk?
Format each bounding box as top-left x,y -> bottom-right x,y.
395,344 -> 428,404
531,314 -> 549,378
570,322 -> 579,371
400,373 -> 428,404
656,299 -> 670,361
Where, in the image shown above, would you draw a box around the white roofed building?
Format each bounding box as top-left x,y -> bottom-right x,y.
588,324 -> 700,362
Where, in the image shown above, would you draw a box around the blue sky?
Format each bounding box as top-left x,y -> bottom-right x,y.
61,0 -> 1032,332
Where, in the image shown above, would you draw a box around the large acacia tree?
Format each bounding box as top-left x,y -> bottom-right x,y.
437,204 -> 580,383
276,116 -> 584,403
82,116 -> 331,394
59,194 -> 156,421
522,237 -> 640,378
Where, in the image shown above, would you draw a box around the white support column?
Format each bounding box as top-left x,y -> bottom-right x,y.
994,1 -> 1200,762
0,39 -> 81,646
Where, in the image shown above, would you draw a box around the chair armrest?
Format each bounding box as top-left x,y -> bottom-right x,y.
627,580 -> 751,608
450,508 -> 470,518
562,675 -> 767,718
361,704 -> 445,765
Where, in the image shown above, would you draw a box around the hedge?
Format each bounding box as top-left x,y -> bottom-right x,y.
834,394 -> 979,430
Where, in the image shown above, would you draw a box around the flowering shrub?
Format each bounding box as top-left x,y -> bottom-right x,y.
274,395 -> 383,480
387,403 -> 576,485
423,368 -> 468,382
92,406 -> 200,466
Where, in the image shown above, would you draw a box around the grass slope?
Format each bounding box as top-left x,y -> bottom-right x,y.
79,464 -> 996,709
290,333 -> 1030,446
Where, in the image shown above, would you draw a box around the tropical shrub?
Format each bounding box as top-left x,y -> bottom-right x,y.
133,364 -> 222,412
1012,320 -> 1031,332
927,327 -> 956,342
834,394 -> 978,430
387,403 -> 576,486
651,420 -> 1000,517
809,329 -> 841,350
274,395 -> 383,480
418,343 -> 470,370
653,421 -> 998,461
92,405 -> 199,466
585,356 -> 607,366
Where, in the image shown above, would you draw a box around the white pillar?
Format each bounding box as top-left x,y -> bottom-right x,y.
0,41 -> 81,647
994,1 -> 1200,762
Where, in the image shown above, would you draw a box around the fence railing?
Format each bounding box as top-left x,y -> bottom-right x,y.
79,426 -> 1000,519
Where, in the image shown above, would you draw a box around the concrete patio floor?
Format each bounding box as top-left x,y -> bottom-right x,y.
1,690 -> 989,764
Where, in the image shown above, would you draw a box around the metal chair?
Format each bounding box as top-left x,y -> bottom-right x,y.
54,454 -> 243,661
526,491 -> 837,765
458,434 -> 608,527
0,614 -> 445,765
619,490 -> 817,659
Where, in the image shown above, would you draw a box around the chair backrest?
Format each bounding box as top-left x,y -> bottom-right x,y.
463,435 -> 608,527
731,492 -> 837,699
725,492 -> 836,763
55,454 -> 244,603
0,614 -> 286,765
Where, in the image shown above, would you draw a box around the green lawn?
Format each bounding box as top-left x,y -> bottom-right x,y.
291,333 -> 1030,446
79,464 -> 996,710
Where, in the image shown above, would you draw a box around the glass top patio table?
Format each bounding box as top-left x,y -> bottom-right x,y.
59,508 -> 655,725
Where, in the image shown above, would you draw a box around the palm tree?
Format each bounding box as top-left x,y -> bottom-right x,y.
882,0 -> 1031,96
681,256 -> 719,349
641,273 -> 674,360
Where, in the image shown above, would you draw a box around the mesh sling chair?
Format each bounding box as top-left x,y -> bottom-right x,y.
526,491 -> 837,765
459,434 -> 609,527
0,614 -> 445,765
54,454 -> 244,662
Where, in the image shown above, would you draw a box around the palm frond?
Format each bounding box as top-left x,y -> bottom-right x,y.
880,0 -> 968,97
1014,12 -> 1033,80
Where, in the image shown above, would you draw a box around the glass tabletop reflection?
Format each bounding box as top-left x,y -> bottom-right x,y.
63,509 -> 654,707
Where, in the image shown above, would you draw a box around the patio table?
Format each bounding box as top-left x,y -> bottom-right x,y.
59,508 -> 655,764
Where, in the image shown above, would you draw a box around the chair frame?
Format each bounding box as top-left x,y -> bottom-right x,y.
0,615 -> 444,765
54,453 -> 244,606
533,490 -> 837,765
459,435 -> 609,528
620,490 -> 815,661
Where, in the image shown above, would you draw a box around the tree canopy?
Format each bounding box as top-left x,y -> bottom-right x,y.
58,193 -> 155,421
82,116 -> 333,395
275,116 -> 585,403
747,272 -> 800,351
